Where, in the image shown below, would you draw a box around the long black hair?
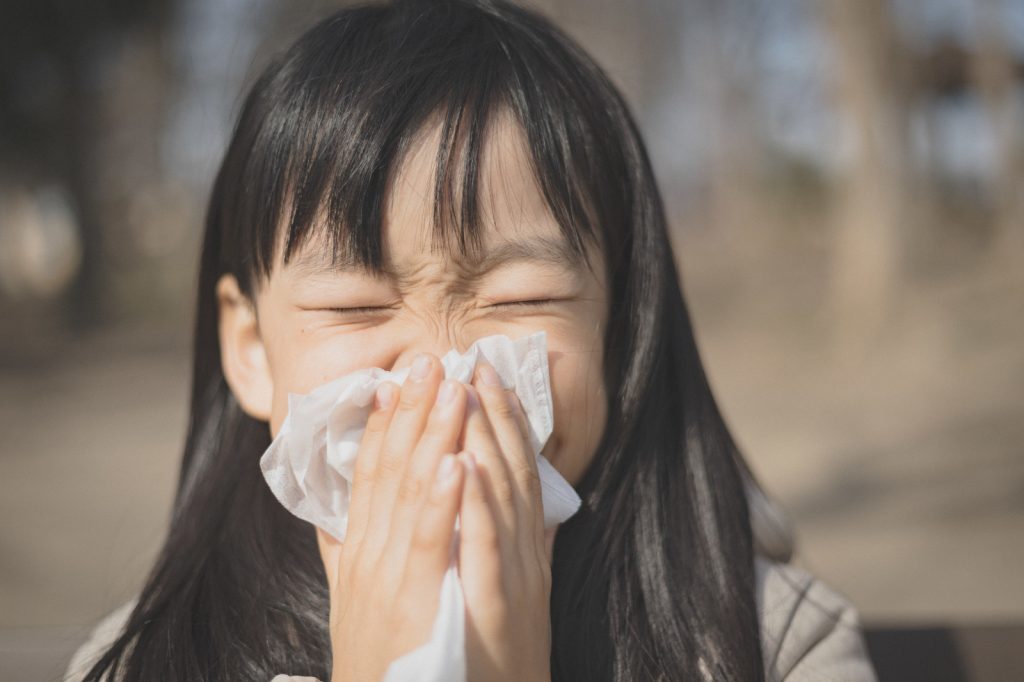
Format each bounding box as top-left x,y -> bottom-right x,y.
85,0 -> 780,679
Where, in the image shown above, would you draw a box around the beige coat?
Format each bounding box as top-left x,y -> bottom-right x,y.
63,557 -> 877,681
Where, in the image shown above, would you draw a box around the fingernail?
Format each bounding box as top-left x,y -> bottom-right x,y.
375,383 -> 395,410
436,379 -> 458,406
477,361 -> 503,387
410,354 -> 432,382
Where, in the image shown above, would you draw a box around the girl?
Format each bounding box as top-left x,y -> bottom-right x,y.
67,0 -> 876,680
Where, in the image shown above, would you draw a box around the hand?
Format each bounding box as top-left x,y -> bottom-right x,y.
317,354 -> 470,682
456,359 -> 554,682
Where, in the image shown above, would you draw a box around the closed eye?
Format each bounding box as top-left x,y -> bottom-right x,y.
488,298 -> 558,309
316,299 -> 561,314
324,306 -> 395,315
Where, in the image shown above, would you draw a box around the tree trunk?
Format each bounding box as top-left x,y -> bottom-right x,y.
820,0 -> 909,356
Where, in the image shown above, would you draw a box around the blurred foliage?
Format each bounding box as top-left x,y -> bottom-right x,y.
0,0 -> 176,329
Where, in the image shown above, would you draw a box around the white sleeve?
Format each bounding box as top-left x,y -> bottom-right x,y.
756,558 -> 877,682
63,599 -> 137,682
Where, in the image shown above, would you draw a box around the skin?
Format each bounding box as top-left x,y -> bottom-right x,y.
216,110 -> 609,680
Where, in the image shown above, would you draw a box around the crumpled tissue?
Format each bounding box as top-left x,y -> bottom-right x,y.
259,330 -> 582,681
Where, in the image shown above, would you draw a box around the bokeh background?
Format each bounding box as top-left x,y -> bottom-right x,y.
1,0 -> 1022,679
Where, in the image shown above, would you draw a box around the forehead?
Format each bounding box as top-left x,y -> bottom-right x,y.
282,109 -> 592,280
388,108 -> 552,254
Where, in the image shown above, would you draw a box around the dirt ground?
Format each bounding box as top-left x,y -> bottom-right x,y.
1,227 -> 1021,679
679,226 -> 1024,623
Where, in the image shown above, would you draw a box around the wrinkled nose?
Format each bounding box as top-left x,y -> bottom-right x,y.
390,329 -> 473,377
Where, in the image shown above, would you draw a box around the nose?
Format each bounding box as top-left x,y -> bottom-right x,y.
390,329 -> 472,376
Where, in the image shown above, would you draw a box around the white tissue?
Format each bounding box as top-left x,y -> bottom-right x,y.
259,330 -> 581,681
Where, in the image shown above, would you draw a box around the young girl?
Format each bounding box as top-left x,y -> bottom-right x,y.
67,0 -> 876,679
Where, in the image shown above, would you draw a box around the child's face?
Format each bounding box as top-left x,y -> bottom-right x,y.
217,113 -> 608,486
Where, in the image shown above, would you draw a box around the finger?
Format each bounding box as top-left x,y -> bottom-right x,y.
385,379 -> 467,566
473,359 -> 533,446
344,380 -> 399,553
460,384 -> 516,538
456,451 -> 504,599
400,453 -> 465,600
472,359 -> 544,553
476,359 -> 533,439
363,353 -> 443,560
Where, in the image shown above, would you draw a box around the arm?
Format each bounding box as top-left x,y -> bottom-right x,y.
756,558 -> 877,682
64,599 -> 137,682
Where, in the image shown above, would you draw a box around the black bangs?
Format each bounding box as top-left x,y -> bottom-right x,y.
218,0 -> 626,295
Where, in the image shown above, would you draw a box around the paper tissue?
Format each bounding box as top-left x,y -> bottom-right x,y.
259,330 -> 582,681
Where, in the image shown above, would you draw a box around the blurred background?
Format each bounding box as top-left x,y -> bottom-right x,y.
1,0 -> 1021,679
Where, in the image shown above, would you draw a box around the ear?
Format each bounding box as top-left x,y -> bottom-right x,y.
216,274 -> 273,421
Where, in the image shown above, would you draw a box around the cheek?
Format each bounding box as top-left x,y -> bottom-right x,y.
544,344 -> 608,486
264,333 -> 397,437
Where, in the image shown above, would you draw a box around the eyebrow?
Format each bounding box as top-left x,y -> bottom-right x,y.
288,235 -> 586,281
